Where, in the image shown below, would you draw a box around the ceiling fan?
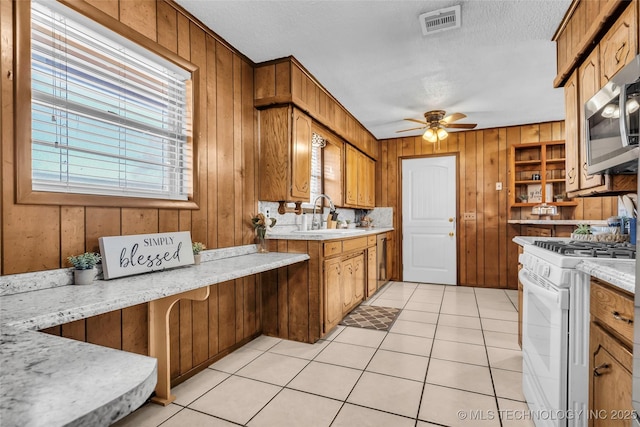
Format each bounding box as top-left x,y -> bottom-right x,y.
397,110 -> 477,143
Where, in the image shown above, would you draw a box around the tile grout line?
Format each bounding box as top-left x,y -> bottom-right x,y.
413,282 -> 445,427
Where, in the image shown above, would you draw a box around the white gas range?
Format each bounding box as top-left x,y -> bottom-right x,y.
518,237 -> 636,427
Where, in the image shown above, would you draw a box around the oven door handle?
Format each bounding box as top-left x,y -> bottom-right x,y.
519,268 -> 569,310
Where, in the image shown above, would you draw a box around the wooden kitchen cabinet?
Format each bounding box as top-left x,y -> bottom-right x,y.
578,47 -> 605,191
589,278 -> 634,427
556,0 -> 638,198
324,249 -> 366,331
259,105 -> 312,203
254,57 -> 379,160
509,141 -> 576,209
367,245 -> 377,297
340,253 -> 365,313
564,70 -> 580,194
386,231 -> 395,281
365,156 -> 375,207
265,232 -> 386,340
324,257 -> 343,332
345,144 -> 375,209
345,144 -> 359,206
599,2 -> 637,85
553,0 -> 631,87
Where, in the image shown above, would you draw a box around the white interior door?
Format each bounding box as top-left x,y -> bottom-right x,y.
402,156 -> 457,285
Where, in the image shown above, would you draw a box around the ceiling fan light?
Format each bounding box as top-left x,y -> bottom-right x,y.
436,127 -> 448,139
423,128 -> 436,141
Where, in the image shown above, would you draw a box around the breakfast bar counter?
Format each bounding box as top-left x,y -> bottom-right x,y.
0,245 -> 309,427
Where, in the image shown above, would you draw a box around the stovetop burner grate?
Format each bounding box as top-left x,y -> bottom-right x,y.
533,240 -> 636,259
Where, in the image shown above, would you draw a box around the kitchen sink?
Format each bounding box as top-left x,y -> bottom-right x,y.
291,228 -> 367,234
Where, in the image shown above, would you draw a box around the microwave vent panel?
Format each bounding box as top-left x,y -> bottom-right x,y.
419,5 -> 461,36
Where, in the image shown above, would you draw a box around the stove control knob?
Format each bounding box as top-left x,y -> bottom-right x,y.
541,265 -> 551,277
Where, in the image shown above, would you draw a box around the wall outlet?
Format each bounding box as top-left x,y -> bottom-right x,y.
495,182 -> 503,191
463,212 -> 476,220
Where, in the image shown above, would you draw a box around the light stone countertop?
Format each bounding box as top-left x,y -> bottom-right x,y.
576,259 -> 636,294
512,236 -> 570,246
267,227 -> 394,241
508,219 -> 608,225
0,245 -> 309,427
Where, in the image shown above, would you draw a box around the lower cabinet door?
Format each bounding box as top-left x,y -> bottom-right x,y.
324,258 -> 342,332
367,247 -> 377,297
353,253 -> 365,302
590,323 -> 633,427
342,258 -> 355,313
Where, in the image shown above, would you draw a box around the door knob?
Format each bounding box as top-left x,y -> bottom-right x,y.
449,232 -> 454,237
449,217 -> 454,222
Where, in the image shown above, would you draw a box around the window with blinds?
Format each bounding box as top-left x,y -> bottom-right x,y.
29,1 -> 192,201
310,133 -> 324,203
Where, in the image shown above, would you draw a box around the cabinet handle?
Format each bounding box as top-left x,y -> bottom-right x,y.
567,168 -> 575,184
612,311 -> 633,324
615,42 -> 627,64
593,363 -> 610,377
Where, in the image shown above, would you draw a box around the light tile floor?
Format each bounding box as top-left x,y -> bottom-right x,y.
114,282 -> 533,427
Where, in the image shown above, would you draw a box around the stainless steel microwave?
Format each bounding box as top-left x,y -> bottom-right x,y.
585,54 -> 640,175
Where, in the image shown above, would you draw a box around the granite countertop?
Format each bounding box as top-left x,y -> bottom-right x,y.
508,219 -> 608,225
267,227 -> 394,241
0,245 -> 309,427
512,236 -> 569,246
576,259 -> 636,294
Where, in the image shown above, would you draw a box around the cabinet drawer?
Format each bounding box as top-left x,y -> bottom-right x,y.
342,236 -> 368,252
367,235 -> 377,246
324,241 -> 342,257
591,280 -> 634,345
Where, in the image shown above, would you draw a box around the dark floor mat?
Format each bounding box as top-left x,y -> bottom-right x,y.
340,304 -> 401,331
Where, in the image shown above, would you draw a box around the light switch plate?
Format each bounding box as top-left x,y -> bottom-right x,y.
463,212 -> 476,220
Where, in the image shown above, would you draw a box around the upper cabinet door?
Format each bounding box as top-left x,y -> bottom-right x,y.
600,1 -> 638,85
366,156 -> 376,208
578,46 -> 606,190
564,71 -> 579,193
323,137 -> 344,207
291,108 -> 312,200
345,145 -> 359,207
357,153 -> 367,206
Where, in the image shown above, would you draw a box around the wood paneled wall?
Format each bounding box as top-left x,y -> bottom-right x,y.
377,121 -> 618,289
2,0 -> 261,383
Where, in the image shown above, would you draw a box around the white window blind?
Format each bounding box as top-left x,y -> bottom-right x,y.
30,1 -> 192,201
310,133 -> 324,203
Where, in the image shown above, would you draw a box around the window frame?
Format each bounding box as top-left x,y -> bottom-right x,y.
15,0 -> 200,209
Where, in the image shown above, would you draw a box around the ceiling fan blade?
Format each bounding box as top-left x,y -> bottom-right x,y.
441,112 -> 467,123
396,126 -> 427,133
443,123 -> 477,129
404,118 -> 429,125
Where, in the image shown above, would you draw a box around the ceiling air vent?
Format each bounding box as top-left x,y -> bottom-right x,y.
419,5 -> 461,36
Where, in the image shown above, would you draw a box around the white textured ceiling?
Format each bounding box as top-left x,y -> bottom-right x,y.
174,0 -> 571,140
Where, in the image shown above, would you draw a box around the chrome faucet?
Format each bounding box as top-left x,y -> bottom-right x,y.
311,194 -> 335,230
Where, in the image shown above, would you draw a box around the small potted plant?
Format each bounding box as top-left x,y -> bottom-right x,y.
67,252 -> 101,285
251,213 -> 277,253
519,194 -> 529,203
554,193 -> 565,202
192,242 -> 205,265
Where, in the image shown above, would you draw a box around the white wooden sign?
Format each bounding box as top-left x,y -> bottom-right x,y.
99,231 -> 195,280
